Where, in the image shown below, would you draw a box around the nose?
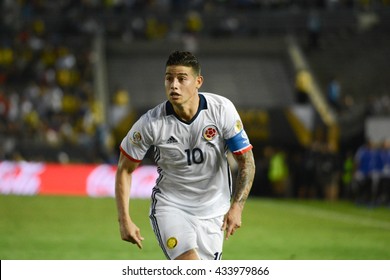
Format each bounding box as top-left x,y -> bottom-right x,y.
170,78 -> 179,89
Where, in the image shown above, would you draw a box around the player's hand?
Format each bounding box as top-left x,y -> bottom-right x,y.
222,202 -> 243,240
119,219 -> 144,249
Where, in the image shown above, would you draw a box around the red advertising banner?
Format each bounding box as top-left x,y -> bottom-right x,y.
0,161 -> 158,198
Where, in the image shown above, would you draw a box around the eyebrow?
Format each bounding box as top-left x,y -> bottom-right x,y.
165,72 -> 189,76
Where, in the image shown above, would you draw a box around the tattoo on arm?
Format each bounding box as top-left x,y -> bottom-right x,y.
233,150 -> 255,207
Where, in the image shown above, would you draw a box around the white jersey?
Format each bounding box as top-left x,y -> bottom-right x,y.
120,92 -> 252,218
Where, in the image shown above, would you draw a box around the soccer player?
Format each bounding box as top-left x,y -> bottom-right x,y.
115,51 -> 255,260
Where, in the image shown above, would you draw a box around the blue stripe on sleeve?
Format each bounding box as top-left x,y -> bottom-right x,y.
226,130 -> 251,153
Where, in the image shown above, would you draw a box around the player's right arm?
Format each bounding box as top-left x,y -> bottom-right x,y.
115,152 -> 144,249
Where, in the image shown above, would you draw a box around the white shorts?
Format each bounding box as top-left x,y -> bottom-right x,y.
149,207 -> 224,260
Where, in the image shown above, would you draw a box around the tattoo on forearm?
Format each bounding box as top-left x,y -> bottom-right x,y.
233,150 -> 255,207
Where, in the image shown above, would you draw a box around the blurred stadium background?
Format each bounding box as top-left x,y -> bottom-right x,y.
1,0 -> 390,202
1,0 -> 390,260
0,0 -> 390,259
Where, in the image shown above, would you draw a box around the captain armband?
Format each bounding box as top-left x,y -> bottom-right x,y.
226,130 -> 253,155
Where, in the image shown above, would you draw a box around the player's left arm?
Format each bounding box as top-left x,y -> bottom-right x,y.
222,149 -> 255,240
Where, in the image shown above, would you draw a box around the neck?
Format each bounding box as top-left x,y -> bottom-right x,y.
173,94 -> 200,122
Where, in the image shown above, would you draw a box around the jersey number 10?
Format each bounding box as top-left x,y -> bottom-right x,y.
185,148 -> 204,165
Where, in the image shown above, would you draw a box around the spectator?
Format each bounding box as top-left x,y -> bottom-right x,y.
341,151 -> 355,199
295,69 -> 311,104
353,140 -> 383,205
268,147 -> 289,197
300,142 -> 321,198
327,77 -> 341,112
376,139 -> 390,205
306,9 -> 322,51
316,142 -> 341,201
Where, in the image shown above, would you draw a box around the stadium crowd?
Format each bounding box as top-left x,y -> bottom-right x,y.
1,0 -> 389,204
252,137 -> 390,207
0,0 -> 119,163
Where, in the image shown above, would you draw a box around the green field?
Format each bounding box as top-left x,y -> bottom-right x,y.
0,195 -> 389,260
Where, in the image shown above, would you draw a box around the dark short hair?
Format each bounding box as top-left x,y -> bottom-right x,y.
166,51 -> 201,75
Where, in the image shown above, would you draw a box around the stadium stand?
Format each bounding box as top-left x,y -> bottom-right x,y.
1,0 -> 389,202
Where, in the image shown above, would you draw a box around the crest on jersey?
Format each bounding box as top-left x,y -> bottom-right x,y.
130,131 -> 142,145
166,237 -> 178,249
234,120 -> 243,133
202,125 -> 218,141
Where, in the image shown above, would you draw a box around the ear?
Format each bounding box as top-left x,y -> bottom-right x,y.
196,75 -> 204,89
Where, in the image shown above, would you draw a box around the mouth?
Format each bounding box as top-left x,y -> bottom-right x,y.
170,92 -> 180,98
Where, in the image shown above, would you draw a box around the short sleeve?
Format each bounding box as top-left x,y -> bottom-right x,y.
221,99 -> 253,155
120,114 -> 153,162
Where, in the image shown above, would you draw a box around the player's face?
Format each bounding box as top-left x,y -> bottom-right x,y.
165,65 -> 203,107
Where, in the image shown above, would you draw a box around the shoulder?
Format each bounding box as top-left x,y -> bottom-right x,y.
201,92 -> 235,108
139,101 -> 167,121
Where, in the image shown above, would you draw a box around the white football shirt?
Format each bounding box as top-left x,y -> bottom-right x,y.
120,92 -> 253,218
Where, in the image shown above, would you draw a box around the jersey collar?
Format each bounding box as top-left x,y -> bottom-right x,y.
166,94 -> 208,124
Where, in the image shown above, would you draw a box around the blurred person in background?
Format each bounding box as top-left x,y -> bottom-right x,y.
267,147 -> 289,197
341,151 -> 355,199
299,142 -> 320,199
294,69 -> 311,104
353,140 -> 382,205
375,139 -> 390,206
306,8 -> 322,51
327,76 -> 342,112
316,142 -> 341,201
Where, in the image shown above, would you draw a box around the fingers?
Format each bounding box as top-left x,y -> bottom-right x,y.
128,228 -> 144,249
223,203 -> 244,240
125,234 -> 144,249
221,215 -> 228,231
134,231 -> 144,249
222,215 -> 242,240
225,222 -> 241,240
134,239 -> 143,249
120,224 -> 144,249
